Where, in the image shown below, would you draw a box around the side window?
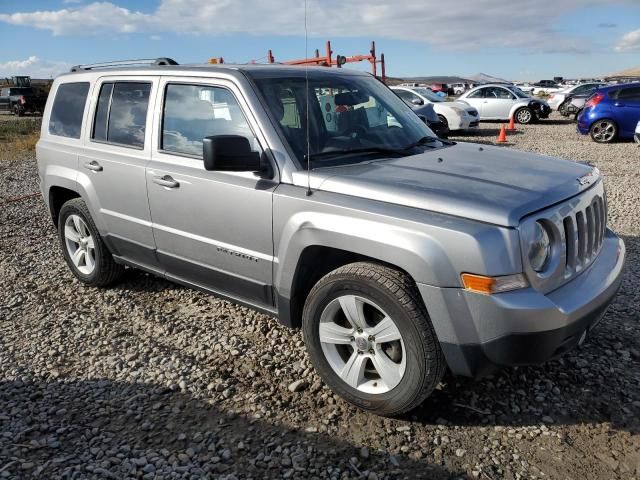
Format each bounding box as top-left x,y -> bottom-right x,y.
466,88 -> 484,99
49,82 -> 90,139
92,82 -> 113,142
618,87 -> 640,100
161,83 -> 257,158
486,87 -> 514,99
395,89 -> 419,103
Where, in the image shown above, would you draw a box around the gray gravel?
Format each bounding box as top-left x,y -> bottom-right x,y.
1,113 -> 639,479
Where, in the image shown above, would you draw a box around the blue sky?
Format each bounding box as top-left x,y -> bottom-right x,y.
0,0 -> 638,80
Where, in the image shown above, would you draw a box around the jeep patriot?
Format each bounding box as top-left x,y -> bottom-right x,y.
36,59 -> 625,415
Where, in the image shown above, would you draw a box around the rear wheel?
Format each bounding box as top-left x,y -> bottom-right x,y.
514,107 -> 534,124
589,119 -> 617,143
302,262 -> 445,416
58,198 -> 125,287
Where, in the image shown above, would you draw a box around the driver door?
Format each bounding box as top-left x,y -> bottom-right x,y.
482,86 -> 516,119
146,77 -> 278,310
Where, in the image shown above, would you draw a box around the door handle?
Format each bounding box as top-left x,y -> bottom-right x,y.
615,102 -> 625,107
84,160 -> 103,172
153,175 -> 180,189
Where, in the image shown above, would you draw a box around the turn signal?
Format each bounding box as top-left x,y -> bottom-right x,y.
461,273 -> 528,295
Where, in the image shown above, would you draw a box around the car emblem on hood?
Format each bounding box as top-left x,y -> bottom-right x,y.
577,168 -> 599,187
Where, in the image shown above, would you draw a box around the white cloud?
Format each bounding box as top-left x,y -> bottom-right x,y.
0,56 -> 73,78
615,29 -> 640,52
0,0 -> 631,53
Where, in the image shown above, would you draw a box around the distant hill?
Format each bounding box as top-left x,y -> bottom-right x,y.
607,66 -> 640,78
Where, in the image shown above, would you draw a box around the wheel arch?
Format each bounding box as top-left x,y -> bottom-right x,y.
48,185 -> 81,228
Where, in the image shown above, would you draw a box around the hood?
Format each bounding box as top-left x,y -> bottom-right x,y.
293,142 -> 596,227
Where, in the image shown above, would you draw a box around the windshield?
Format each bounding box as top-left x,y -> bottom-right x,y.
413,87 -> 444,102
251,72 -> 441,168
506,86 -> 530,98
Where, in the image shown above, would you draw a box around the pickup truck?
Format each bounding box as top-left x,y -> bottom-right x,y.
0,86 -> 45,116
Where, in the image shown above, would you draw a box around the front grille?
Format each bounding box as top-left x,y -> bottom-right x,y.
468,110 -> 478,117
561,194 -> 606,275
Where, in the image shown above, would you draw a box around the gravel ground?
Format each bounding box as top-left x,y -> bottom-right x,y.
0,113 -> 639,479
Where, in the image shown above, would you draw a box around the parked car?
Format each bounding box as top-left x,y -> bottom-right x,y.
392,86 -> 479,131
458,84 -> 551,123
530,80 -> 564,96
0,86 -> 45,116
37,59 -> 625,416
429,83 -> 453,96
577,83 -> 640,143
410,101 -> 449,138
548,83 -> 605,111
635,120 -> 640,145
451,83 -> 468,95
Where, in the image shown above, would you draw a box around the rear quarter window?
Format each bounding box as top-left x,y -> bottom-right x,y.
49,82 -> 90,139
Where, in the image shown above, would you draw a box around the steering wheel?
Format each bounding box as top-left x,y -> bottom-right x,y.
342,125 -> 368,138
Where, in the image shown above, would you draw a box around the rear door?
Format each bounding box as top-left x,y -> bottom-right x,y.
145,77 -> 277,310
613,86 -> 640,136
79,76 -> 160,271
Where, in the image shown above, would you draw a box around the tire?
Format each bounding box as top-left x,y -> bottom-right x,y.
589,119 -> 617,143
437,114 -> 449,129
514,107 -> 534,124
302,262 -> 445,416
58,198 -> 125,287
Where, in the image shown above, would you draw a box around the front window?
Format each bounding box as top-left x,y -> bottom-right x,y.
251,72 -> 441,168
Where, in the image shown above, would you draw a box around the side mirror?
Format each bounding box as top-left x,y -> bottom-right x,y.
411,98 -> 424,106
203,135 -> 261,172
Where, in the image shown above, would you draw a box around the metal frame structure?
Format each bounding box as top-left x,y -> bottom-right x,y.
267,41 -> 386,83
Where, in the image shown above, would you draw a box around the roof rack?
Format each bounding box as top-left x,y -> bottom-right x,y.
70,57 -> 178,72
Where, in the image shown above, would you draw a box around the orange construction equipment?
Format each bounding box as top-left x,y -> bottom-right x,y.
507,115 -> 516,131
267,40 -> 387,83
496,124 -> 508,143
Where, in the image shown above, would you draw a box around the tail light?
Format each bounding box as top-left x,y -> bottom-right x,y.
19,95 -> 26,105
585,93 -> 603,109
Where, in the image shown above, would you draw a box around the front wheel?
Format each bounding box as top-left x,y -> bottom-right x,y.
514,107 -> 534,124
589,119 -> 617,143
302,262 -> 445,416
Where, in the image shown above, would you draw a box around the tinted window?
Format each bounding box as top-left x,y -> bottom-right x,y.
49,82 -> 90,138
395,89 -> 419,103
467,88 -> 484,99
92,82 -> 113,142
486,87 -> 514,99
161,84 -> 257,158
617,87 -> 640,100
106,82 -> 151,148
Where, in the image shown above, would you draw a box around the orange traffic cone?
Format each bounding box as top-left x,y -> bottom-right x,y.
507,115 -> 516,131
496,124 -> 508,143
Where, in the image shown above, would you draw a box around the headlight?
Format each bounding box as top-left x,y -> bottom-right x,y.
528,221 -> 551,272
450,106 -> 464,115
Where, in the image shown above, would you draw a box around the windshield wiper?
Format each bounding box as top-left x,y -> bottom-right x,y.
306,137 -> 444,162
305,146 -> 410,162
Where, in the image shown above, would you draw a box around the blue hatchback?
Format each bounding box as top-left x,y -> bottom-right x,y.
577,83 -> 640,143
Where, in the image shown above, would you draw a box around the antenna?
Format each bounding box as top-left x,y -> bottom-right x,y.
304,0 -> 312,196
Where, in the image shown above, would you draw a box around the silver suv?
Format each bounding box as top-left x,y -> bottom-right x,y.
37,59 -> 625,416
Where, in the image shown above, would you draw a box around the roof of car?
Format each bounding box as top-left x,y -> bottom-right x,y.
57,63 -> 369,81
596,82 -> 640,91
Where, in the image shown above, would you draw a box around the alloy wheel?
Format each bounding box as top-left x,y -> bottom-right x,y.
64,214 -> 96,275
516,109 -> 532,124
318,295 -> 406,394
591,120 -> 616,142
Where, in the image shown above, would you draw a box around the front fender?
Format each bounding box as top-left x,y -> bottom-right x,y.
273,186 -> 522,298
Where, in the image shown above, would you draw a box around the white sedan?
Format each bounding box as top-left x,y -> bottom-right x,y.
458,84 -> 551,123
392,86 -> 479,131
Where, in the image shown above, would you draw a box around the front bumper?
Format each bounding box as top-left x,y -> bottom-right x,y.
419,230 -> 625,378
